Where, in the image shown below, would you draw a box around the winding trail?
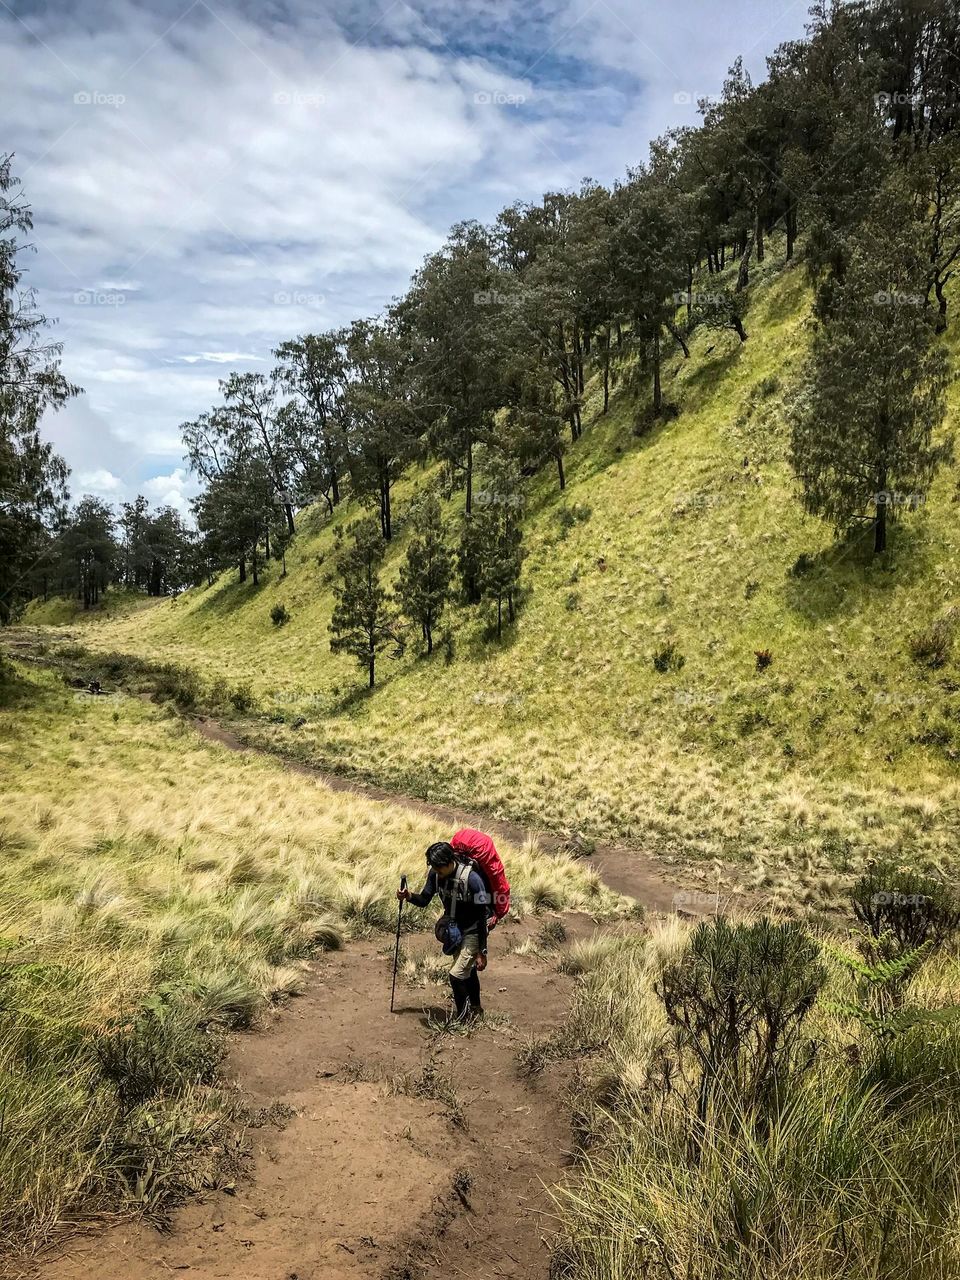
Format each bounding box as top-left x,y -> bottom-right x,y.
8,647 -> 711,1280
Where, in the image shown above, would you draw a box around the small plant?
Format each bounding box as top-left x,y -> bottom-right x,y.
851,861 -> 960,959
537,918 -> 568,949
270,602 -> 290,627
744,579 -> 760,599
755,648 -> 773,672
789,552 -> 815,578
229,682 -> 254,713
908,616 -> 954,669
565,591 -> 580,612
653,640 -> 685,674
555,503 -> 592,539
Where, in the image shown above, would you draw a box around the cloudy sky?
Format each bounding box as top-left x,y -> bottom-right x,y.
4,0 -> 810,517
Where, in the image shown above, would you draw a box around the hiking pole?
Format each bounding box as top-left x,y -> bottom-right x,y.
390,875 -> 407,1013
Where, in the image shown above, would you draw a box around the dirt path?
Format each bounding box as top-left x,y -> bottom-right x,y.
34,920 -> 602,1280
191,714 -> 690,911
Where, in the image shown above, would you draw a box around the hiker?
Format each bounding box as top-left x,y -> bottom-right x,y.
398,841 -> 491,1021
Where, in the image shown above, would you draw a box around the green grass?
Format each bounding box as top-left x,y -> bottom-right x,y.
0,662 -> 616,1257
36,246 -> 960,901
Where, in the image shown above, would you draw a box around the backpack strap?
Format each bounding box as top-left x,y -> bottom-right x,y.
449,860 -> 473,922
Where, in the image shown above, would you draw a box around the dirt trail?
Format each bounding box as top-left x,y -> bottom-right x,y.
191,714 -> 689,911
35,922 -> 599,1280
15,657 -> 709,1280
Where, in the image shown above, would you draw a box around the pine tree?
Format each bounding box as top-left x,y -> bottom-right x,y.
329,519 -> 397,687
396,490 -> 452,654
789,184 -> 949,554
472,448 -> 526,638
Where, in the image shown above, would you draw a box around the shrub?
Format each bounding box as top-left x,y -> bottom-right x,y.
851,861 -> 960,959
270,602 -> 290,627
555,504 -> 592,539
229,682 -> 254,713
151,665 -> 202,709
789,552 -> 815,578
755,647 -> 773,672
908,616 -> 954,668
652,640 -> 685,674
656,917 -> 825,1119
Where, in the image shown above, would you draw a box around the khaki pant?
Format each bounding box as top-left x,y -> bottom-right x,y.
448,930 -> 482,980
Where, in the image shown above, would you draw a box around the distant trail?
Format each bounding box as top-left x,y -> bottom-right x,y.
190,712 -> 689,911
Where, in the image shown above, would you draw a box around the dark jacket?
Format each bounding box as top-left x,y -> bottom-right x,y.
408,862 -> 490,951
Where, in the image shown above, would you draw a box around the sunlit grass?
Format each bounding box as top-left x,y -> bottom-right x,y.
29,253 -> 960,896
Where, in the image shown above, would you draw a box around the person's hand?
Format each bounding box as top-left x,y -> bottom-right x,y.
396,887 -> 410,902
476,951 -> 488,972
487,915 -> 497,931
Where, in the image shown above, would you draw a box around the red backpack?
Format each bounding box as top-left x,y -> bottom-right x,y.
450,828 -> 510,925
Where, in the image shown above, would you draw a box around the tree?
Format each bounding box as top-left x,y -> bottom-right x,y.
220,372 -> 296,534
789,185 -> 950,553
472,447 -> 525,638
0,154 -> 76,622
404,222 -> 510,511
273,332 -> 349,512
396,489 -> 452,654
329,518 -> 398,687
58,496 -> 117,609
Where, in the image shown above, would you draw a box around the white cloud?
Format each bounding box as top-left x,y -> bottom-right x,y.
4,0 -> 808,515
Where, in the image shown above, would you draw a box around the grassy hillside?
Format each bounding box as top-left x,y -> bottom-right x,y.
42,250 -> 960,900
0,662 -> 611,1254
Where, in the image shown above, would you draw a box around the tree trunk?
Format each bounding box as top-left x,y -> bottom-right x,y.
426,618 -> 433,654
666,320 -> 690,358
733,316 -> 748,342
875,499 -> 887,553
935,276 -> 949,333
507,592 -> 514,622
556,449 -> 565,492
603,325 -> 610,413
465,437 -> 473,514
239,556 -> 246,583
264,525 -> 270,561
756,212 -> 764,262
786,206 -> 796,261
284,502 -> 295,535
496,596 -> 502,639
383,466 -> 392,540
368,651 -> 376,687
652,327 -> 662,415
736,230 -> 755,292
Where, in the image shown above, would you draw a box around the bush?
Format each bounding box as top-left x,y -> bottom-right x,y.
555,503 -> 592,539
229,682 -> 254,713
851,861 -> 960,958
151,665 -> 202,709
270,602 -> 290,627
656,917 -> 825,1118
652,640 -> 685,674
789,552 -> 815,578
909,616 -> 954,669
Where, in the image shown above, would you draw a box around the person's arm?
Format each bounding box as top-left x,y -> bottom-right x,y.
405,870 -> 436,909
469,871 -> 489,953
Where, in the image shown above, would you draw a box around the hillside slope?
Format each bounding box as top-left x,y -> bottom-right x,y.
44,251 -> 960,900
